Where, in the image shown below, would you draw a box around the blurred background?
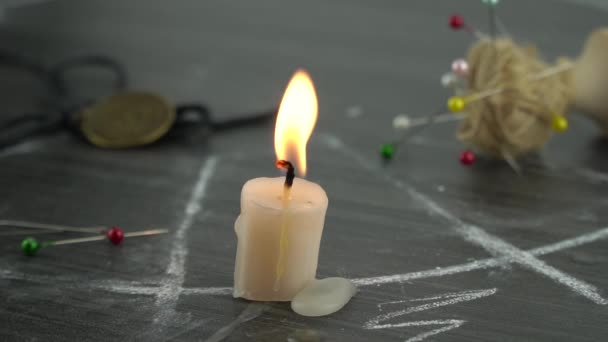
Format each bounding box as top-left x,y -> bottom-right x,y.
1,0 -> 606,135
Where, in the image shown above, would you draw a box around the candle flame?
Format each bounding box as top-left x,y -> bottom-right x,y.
274,69 -> 318,176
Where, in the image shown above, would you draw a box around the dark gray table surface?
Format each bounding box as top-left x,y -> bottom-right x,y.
1,0 -> 608,341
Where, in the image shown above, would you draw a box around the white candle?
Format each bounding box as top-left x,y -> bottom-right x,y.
233,69 -> 325,301
233,177 -> 328,301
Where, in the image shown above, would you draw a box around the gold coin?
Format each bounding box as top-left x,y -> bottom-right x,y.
80,91 -> 175,148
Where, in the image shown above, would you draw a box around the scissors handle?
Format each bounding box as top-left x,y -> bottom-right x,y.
173,104 -> 275,132
0,113 -> 64,148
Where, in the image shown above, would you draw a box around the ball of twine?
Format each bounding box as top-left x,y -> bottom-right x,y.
458,38 -> 573,158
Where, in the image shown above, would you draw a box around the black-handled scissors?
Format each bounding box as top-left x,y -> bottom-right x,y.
0,51 -> 127,148
0,50 -> 275,149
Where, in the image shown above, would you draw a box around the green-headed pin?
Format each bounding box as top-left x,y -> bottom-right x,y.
21,237 -> 41,256
380,143 -> 396,160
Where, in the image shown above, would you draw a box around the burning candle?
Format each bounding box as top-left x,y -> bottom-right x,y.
233,70 -> 328,301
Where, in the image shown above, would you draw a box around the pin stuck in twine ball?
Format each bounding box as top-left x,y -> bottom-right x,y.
457,38 -> 573,158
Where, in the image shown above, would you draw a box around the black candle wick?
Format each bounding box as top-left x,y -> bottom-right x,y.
275,160 -> 295,188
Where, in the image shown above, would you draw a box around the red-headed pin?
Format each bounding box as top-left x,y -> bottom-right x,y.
449,14 -> 465,30
459,149 -> 476,166
448,14 -> 485,39
21,228 -> 168,256
106,226 -> 125,245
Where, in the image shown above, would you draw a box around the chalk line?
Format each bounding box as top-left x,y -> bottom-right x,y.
366,288 -> 496,329
0,139 -> 43,159
0,269 -> 161,296
394,320 -> 465,342
409,136 -> 458,150
352,259 -> 498,287
531,227 -> 608,255
455,224 -> 607,305
95,283 -> 159,296
182,286 -> 233,296
152,156 -> 218,326
162,319 -> 211,341
365,289 -> 495,342
577,168 -> 608,184
353,226 -> 608,287
380,289 -> 497,306
202,303 -> 269,342
321,134 -> 608,305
